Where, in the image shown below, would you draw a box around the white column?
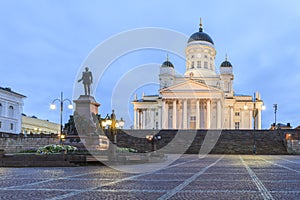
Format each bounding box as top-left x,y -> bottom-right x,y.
217,100 -> 221,129
249,110 -> 253,129
158,106 -> 162,129
172,100 -> 177,129
196,99 -> 200,129
206,99 -> 211,129
152,109 -> 156,129
230,106 -> 234,129
257,109 -> 262,130
162,101 -> 168,129
143,110 -> 146,129
241,110 -> 244,129
183,99 -> 187,129
134,109 -> 137,129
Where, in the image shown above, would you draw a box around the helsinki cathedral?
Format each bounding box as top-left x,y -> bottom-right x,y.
132,20 -> 265,130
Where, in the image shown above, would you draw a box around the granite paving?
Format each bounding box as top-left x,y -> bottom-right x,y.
0,155 -> 300,200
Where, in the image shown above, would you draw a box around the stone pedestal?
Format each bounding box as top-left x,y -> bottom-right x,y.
73,95 -> 100,119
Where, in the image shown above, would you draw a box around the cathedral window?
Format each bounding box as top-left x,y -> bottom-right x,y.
197,61 -> 201,68
235,122 -> 240,129
204,62 -> 208,69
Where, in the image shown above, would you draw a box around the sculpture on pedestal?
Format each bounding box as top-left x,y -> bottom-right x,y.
78,67 -> 93,96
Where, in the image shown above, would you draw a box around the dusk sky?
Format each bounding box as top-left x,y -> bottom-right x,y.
1,0 -> 300,129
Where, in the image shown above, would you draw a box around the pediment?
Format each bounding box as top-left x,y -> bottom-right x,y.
160,79 -> 221,93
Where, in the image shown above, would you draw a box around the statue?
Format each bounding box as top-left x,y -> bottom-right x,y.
78,67 -> 93,96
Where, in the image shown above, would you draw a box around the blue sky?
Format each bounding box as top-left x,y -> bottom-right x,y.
1,0 -> 300,129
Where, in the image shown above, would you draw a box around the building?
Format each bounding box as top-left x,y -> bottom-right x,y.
132,20 -> 265,130
21,115 -> 60,135
0,87 -> 26,134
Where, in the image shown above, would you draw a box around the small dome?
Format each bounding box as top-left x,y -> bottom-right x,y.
220,60 -> 232,67
161,60 -> 174,68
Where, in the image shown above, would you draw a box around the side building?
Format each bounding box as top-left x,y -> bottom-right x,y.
0,87 -> 26,134
21,115 -> 60,135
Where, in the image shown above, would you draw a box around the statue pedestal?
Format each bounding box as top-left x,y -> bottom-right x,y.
73,95 -> 100,119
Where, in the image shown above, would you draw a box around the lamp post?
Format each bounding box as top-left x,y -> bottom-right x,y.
101,110 -> 125,161
146,133 -> 161,154
273,104 -> 278,129
50,92 -> 73,144
244,93 -> 265,154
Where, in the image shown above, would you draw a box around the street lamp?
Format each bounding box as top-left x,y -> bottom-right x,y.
50,92 -> 73,144
146,134 -> 161,153
244,93 -> 265,154
273,104 -> 278,129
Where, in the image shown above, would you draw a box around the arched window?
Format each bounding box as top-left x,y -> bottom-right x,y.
8,106 -> 14,118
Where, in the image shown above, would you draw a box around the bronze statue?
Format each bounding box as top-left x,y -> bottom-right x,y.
78,67 -> 93,96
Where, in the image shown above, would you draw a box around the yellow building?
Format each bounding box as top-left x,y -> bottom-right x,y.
21,115 -> 60,135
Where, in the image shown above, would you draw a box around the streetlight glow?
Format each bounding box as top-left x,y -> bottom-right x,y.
68,104 -> 73,109
50,104 -> 56,110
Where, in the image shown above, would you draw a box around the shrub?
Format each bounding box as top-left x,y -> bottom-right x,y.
37,144 -> 77,154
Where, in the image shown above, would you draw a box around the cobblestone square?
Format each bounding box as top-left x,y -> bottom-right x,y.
1,155 -> 300,199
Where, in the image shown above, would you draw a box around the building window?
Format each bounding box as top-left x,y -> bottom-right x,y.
191,55 -> 195,59
210,63 -> 212,69
197,61 -> 201,68
204,62 -> 208,69
191,61 -> 194,68
235,122 -> 240,130
156,112 -> 158,116
0,121 -> 2,128
235,112 -> 240,116
10,123 -> 14,130
156,122 -> 159,129
204,55 -> 208,59
0,103 -> 2,115
8,106 -> 14,118
190,116 -> 196,121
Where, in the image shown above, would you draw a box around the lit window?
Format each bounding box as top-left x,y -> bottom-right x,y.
197,61 -> 201,68
191,61 -> 194,68
235,122 -> 240,130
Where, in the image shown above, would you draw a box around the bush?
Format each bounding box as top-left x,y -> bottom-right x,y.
19,148 -> 37,153
116,147 -> 138,153
37,144 -> 77,154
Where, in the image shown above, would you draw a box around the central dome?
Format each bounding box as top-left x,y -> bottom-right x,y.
188,20 -> 214,44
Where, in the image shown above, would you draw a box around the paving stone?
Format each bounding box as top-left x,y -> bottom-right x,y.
0,155 -> 299,199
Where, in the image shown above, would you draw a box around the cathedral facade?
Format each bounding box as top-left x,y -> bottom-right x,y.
132,21 -> 265,130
